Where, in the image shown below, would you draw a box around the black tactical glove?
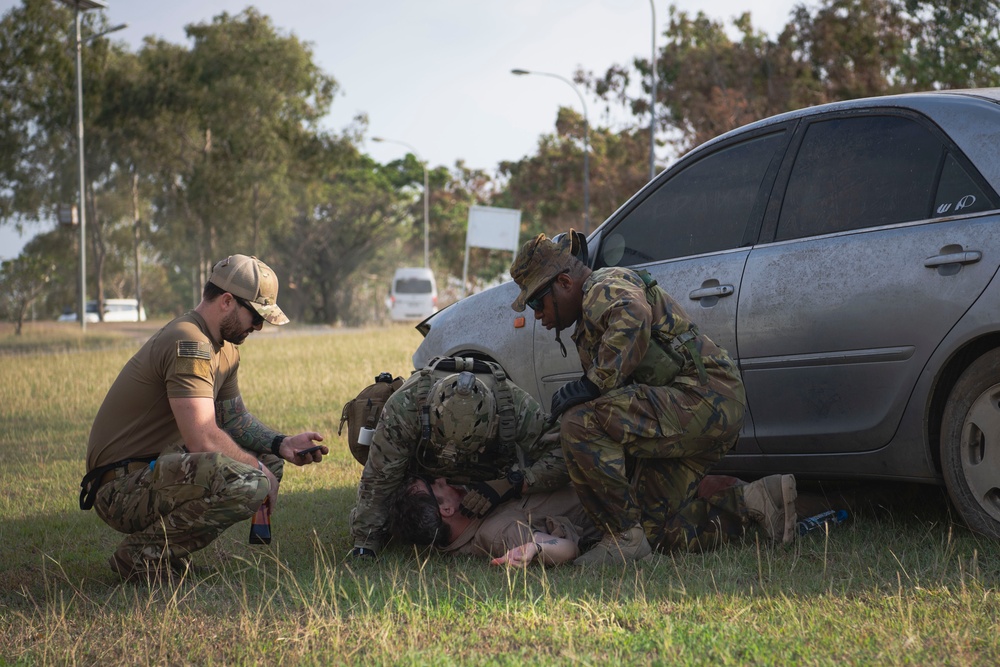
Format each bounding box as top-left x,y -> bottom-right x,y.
350,546 -> 377,559
460,470 -> 525,518
548,377 -> 601,424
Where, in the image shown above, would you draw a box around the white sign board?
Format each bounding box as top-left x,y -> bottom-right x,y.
462,205 -> 522,295
467,205 -> 521,252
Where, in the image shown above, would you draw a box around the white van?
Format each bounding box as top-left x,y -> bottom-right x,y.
388,267 -> 437,322
57,298 -> 147,323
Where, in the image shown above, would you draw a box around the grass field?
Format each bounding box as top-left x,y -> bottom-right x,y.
2,321 -> 999,665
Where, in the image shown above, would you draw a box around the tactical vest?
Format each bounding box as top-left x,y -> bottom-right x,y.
630,270 -> 708,386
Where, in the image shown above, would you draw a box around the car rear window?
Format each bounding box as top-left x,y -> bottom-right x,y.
775,114 -> 994,241
395,278 -> 433,294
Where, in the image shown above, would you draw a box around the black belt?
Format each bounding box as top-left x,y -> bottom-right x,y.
79,457 -> 155,511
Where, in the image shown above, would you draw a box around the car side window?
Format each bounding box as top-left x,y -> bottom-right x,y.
934,152 -> 993,217
776,115 -> 958,241
598,132 -> 784,267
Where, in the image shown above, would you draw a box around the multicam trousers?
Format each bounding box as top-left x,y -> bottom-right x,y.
560,381 -> 748,553
93,442 -> 282,565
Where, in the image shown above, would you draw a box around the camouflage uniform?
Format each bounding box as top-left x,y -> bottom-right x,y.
93,443 -> 281,568
510,232 -> 753,554
350,373 -> 567,552
563,266 -> 749,552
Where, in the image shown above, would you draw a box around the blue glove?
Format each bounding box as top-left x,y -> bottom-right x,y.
549,377 -> 601,423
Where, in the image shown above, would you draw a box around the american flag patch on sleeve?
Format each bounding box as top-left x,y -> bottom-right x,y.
177,341 -> 211,360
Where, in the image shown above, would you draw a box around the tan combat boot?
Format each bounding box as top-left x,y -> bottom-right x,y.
743,474 -> 797,544
573,524 -> 653,566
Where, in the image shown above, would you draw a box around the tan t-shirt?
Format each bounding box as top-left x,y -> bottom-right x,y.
440,486 -> 601,558
86,311 -> 241,470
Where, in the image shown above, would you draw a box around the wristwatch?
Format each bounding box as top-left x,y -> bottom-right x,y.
506,470 -> 525,495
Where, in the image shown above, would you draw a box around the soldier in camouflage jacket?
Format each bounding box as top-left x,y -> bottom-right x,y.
349,366 -> 568,558
510,232 -> 797,565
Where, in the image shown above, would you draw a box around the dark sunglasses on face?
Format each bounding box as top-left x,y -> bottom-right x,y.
526,285 -> 552,312
527,273 -> 565,312
234,295 -> 264,327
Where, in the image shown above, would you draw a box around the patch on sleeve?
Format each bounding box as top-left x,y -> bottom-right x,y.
175,340 -> 212,379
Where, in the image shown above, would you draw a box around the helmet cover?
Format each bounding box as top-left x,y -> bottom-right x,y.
428,371 -> 496,455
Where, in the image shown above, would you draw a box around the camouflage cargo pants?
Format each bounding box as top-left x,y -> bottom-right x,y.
93,442 -> 283,566
560,381 -> 748,553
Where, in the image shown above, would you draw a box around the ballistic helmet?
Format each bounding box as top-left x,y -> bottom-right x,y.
428,371 -> 496,454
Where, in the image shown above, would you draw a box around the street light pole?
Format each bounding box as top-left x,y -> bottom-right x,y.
57,0 -> 124,331
511,68 -> 590,234
73,2 -> 88,331
649,0 -> 657,181
372,136 -> 429,268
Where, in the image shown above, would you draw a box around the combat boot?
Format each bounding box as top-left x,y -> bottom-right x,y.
109,552 -> 180,586
573,524 -> 653,566
743,474 -> 797,544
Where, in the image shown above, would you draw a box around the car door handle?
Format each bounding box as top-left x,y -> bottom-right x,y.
689,285 -> 735,300
924,251 -> 982,268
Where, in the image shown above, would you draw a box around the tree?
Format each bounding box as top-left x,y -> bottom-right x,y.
428,160 -> 496,288
785,0 -> 910,101
0,231 -> 67,333
901,0 -> 1000,88
0,0 -> 79,225
278,134 -> 409,324
586,0 -> 1000,156
178,9 -> 337,269
498,107 -> 649,243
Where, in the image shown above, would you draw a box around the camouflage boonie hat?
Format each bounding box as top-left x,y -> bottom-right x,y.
509,231 -> 577,312
429,372 -> 496,455
209,254 -> 289,325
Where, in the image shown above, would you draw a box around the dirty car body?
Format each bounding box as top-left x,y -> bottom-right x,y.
414,89 -> 1000,538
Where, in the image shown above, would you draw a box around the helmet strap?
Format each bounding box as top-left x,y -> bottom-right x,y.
552,298 -> 568,358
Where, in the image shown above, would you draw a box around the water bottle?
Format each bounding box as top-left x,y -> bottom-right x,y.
249,497 -> 272,545
797,509 -> 848,536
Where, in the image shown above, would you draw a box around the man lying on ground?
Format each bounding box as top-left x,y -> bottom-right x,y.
390,475 -> 601,566
389,473 -> 804,567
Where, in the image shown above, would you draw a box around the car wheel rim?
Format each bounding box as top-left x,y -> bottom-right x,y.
960,383 -> 1000,522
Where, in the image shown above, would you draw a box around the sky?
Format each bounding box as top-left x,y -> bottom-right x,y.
0,0 -> 800,259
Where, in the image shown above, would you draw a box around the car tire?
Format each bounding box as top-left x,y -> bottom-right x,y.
940,348 -> 1000,539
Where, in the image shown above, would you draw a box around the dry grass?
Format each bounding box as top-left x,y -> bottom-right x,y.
2,323 -> 1000,665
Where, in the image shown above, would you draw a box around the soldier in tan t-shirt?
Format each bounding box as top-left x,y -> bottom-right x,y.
81,254 -> 327,583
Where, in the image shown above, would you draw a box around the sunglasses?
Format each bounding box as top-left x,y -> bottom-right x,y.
526,274 -> 564,312
234,295 -> 264,327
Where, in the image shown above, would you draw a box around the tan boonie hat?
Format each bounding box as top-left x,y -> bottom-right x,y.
209,254 -> 289,325
509,231 -> 576,312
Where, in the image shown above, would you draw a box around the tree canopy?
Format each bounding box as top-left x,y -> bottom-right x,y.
2,0 -> 998,330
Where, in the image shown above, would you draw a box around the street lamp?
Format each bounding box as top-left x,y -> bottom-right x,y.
372,136 -> 430,269
56,0 -> 126,331
511,68 -> 590,234
649,0 -> 657,180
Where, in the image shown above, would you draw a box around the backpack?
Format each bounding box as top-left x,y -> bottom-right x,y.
339,372 -> 405,465
339,356 -> 517,466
